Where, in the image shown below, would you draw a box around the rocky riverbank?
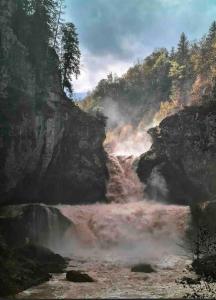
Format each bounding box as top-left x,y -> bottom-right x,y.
0,241 -> 68,297
0,204 -> 73,297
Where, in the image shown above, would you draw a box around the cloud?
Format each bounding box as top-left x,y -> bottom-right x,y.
65,0 -> 216,92
73,50 -> 132,92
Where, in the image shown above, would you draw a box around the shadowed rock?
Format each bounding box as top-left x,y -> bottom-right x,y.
17,244 -> 67,273
66,270 -> 95,282
131,263 -> 156,273
0,204 -> 72,249
137,103 -> 216,205
192,255 -> 216,280
0,241 -> 67,297
178,275 -> 201,285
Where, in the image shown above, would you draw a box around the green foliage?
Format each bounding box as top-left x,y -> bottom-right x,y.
60,22 -> 81,96
176,32 -> 190,65
11,0 -> 80,97
81,21 -> 216,122
81,48 -> 172,124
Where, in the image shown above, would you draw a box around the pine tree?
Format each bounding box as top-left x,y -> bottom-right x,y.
170,47 -> 176,60
206,21 -> 216,45
29,1 -> 60,56
60,22 -> 81,96
16,0 -> 34,15
176,32 -> 189,65
166,34 -> 187,105
36,0 -> 59,43
197,21 -> 216,75
53,0 -> 65,49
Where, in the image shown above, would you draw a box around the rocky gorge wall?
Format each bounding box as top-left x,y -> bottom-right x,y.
137,103 -> 216,205
0,0 -> 108,205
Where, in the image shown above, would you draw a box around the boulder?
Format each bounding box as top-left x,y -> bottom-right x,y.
16,244 -> 67,273
66,270 -> 95,282
192,255 -> 216,280
0,241 -> 67,297
131,263 -> 156,273
178,275 -> 201,285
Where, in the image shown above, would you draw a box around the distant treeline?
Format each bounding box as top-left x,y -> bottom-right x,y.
80,22 -> 216,124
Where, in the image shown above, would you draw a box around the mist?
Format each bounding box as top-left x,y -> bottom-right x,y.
102,98 -> 152,157
146,168 -> 169,203
54,202 -> 189,266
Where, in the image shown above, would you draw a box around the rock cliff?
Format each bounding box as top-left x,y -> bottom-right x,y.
137,103 -> 216,205
0,0 -> 108,205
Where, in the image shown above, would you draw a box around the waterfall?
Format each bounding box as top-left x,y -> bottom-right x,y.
57,125 -> 190,263
43,205 -> 63,250
10,124 -> 189,263
106,154 -> 144,203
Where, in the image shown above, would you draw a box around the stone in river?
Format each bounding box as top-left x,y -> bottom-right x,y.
66,270 -> 95,282
131,263 -> 156,273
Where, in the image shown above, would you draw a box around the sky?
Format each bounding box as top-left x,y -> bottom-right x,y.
65,0 -> 216,93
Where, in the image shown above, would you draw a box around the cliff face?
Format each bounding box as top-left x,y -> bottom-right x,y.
0,0 -> 108,205
137,103 -> 216,205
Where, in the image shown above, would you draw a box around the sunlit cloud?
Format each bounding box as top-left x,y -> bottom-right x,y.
66,0 -> 216,92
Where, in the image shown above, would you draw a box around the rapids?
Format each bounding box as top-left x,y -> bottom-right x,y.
58,201 -> 189,264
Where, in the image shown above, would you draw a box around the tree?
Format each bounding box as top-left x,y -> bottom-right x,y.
169,47 -> 176,60
16,0 -> 34,15
168,33 -> 194,104
53,0 -> 65,49
176,32 -> 189,65
197,21 -> 216,77
13,0 -> 33,43
14,0 -> 59,52
29,0 -> 58,57
206,21 -> 216,46
60,22 -> 81,96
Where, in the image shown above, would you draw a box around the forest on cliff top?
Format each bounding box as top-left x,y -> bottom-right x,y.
80,22 -> 216,126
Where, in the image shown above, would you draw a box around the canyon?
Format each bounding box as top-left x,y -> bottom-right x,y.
1,0 -> 216,298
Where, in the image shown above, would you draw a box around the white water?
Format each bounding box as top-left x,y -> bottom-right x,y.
105,155 -> 144,203
58,201 -> 189,265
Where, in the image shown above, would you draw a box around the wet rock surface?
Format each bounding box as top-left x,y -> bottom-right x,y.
66,270 -> 95,282
137,103 -> 216,205
131,263 -> 156,273
0,241 -> 67,297
0,204 -> 70,297
0,204 -> 72,249
17,245 -> 67,274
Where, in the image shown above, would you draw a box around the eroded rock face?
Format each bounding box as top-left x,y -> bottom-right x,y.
0,204 -> 72,249
137,103 -> 216,205
0,0 -> 108,205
